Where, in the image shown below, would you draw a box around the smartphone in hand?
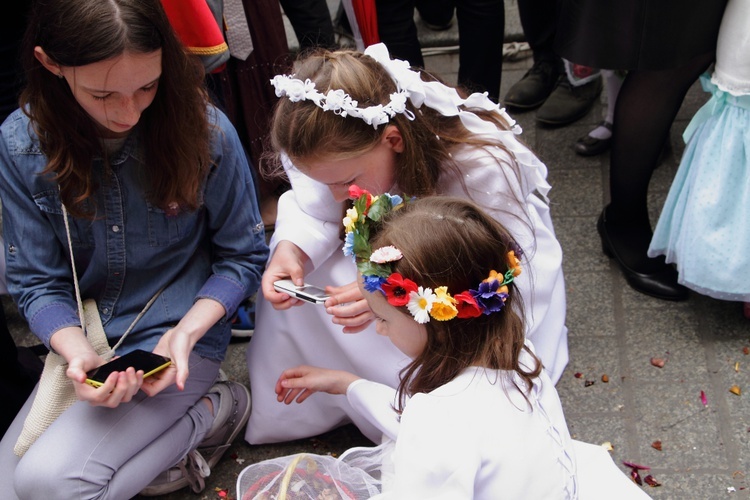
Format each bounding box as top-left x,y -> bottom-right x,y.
273,279 -> 330,304
85,349 -> 172,388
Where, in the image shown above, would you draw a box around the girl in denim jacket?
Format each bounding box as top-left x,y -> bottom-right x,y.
0,0 -> 268,497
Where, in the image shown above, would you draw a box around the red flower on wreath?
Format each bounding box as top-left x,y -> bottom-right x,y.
454,291 -> 482,318
348,185 -> 372,210
382,273 -> 418,307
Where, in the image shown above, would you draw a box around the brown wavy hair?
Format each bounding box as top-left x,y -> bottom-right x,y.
368,196 -> 542,412
264,48 -> 522,200
20,0 -> 210,217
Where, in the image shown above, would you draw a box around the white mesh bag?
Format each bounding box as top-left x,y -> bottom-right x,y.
237,452 -> 382,500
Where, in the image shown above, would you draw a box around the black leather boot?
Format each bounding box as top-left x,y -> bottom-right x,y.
503,59 -> 561,110
597,208 -> 689,301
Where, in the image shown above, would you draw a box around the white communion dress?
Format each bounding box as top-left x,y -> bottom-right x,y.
237,349 -> 650,499
246,136 -> 569,445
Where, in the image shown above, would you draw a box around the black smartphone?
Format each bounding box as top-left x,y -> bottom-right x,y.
85,349 -> 172,388
273,279 -> 330,304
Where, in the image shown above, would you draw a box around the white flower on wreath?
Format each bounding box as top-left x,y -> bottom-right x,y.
323,89 -> 355,115
407,286 -> 436,324
370,245 -> 403,264
271,75 -> 316,102
389,92 -> 408,114
356,105 -> 389,128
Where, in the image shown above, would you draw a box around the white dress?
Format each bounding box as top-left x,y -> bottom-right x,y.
356,366 -> 648,499
237,350 -> 649,499
245,139 -> 569,444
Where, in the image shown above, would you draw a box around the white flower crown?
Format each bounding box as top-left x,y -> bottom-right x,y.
270,43 -> 552,201
270,74 -> 416,129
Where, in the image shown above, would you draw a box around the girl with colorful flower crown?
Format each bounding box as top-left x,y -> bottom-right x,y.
236,195 -> 648,500
246,43 -> 569,445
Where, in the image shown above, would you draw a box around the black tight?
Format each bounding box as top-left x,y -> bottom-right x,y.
606,51 -> 715,271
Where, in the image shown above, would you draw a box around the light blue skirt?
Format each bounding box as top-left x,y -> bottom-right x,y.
649,75 -> 750,302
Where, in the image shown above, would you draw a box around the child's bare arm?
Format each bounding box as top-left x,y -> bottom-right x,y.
275,365 -> 361,404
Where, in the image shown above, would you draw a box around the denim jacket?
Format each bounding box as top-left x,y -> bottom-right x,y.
0,106 -> 268,360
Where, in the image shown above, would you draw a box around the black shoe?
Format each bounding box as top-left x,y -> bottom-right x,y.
574,121 -> 612,156
503,59 -> 561,110
597,209 -> 689,301
537,75 -> 603,126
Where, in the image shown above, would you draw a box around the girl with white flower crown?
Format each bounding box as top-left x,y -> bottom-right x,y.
236,195 -> 648,500
246,43 -> 569,445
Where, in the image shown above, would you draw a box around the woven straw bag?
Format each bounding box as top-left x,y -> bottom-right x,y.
13,202 -> 161,456
13,299 -> 113,456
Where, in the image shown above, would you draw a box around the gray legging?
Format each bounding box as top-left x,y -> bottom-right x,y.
0,351 -> 221,500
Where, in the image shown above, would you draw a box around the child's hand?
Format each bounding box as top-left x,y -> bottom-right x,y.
275,365 -> 360,404
324,281 -> 375,333
261,241 -> 310,310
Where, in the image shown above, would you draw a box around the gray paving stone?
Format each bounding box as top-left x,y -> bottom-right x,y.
562,271 -> 617,337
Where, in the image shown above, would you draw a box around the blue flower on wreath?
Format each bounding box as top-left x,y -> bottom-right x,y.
384,193 -> 403,207
343,231 -> 356,261
362,275 -> 387,293
469,279 -> 507,315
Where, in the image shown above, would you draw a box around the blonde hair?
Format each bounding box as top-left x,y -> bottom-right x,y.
265,48 -> 523,199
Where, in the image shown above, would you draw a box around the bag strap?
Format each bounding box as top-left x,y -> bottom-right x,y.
61,201 -> 163,352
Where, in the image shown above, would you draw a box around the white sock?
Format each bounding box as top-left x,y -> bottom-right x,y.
588,124 -> 612,140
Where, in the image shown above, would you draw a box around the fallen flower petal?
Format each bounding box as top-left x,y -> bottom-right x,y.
584,380 -> 595,387
730,385 -> 741,396
650,357 -> 666,368
744,347 -> 750,355
701,390 -> 708,407
736,362 -> 740,372
651,440 -> 662,451
574,372 -> 583,378
644,475 -> 661,487
630,469 -> 643,486
601,374 -> 610,383
601,441 -> 614,451
622,461 -> 651,471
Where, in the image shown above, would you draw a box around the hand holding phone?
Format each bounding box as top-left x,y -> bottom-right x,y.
85,349 -> 172,388
273,279 -> 330,304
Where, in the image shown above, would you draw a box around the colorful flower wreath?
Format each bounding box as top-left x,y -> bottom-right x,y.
343,185 -> 523,324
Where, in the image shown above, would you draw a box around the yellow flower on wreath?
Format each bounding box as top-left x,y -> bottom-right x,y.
507,250 -> 522,277
342,207 -> 359,232
430,286 -> 458,321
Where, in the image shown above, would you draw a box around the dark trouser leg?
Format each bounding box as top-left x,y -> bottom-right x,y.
455,0 -> 504,102
376,0 -> 424,68
516,0 -> 559,63
0,307 -> 36,438
279,0 -> 337,51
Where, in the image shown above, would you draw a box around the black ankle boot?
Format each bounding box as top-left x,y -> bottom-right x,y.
597,209 -> 689,301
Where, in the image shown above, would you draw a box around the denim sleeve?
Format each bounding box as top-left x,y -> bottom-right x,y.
195,108 -> 269,317
0,118 -> 81,347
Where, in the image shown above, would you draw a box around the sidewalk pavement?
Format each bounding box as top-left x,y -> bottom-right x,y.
6,3 -> 749,499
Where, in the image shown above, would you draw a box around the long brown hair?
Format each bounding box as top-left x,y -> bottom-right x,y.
264,48 -> 522,199
368,196 -> 542,412
20,0 -> 210,216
